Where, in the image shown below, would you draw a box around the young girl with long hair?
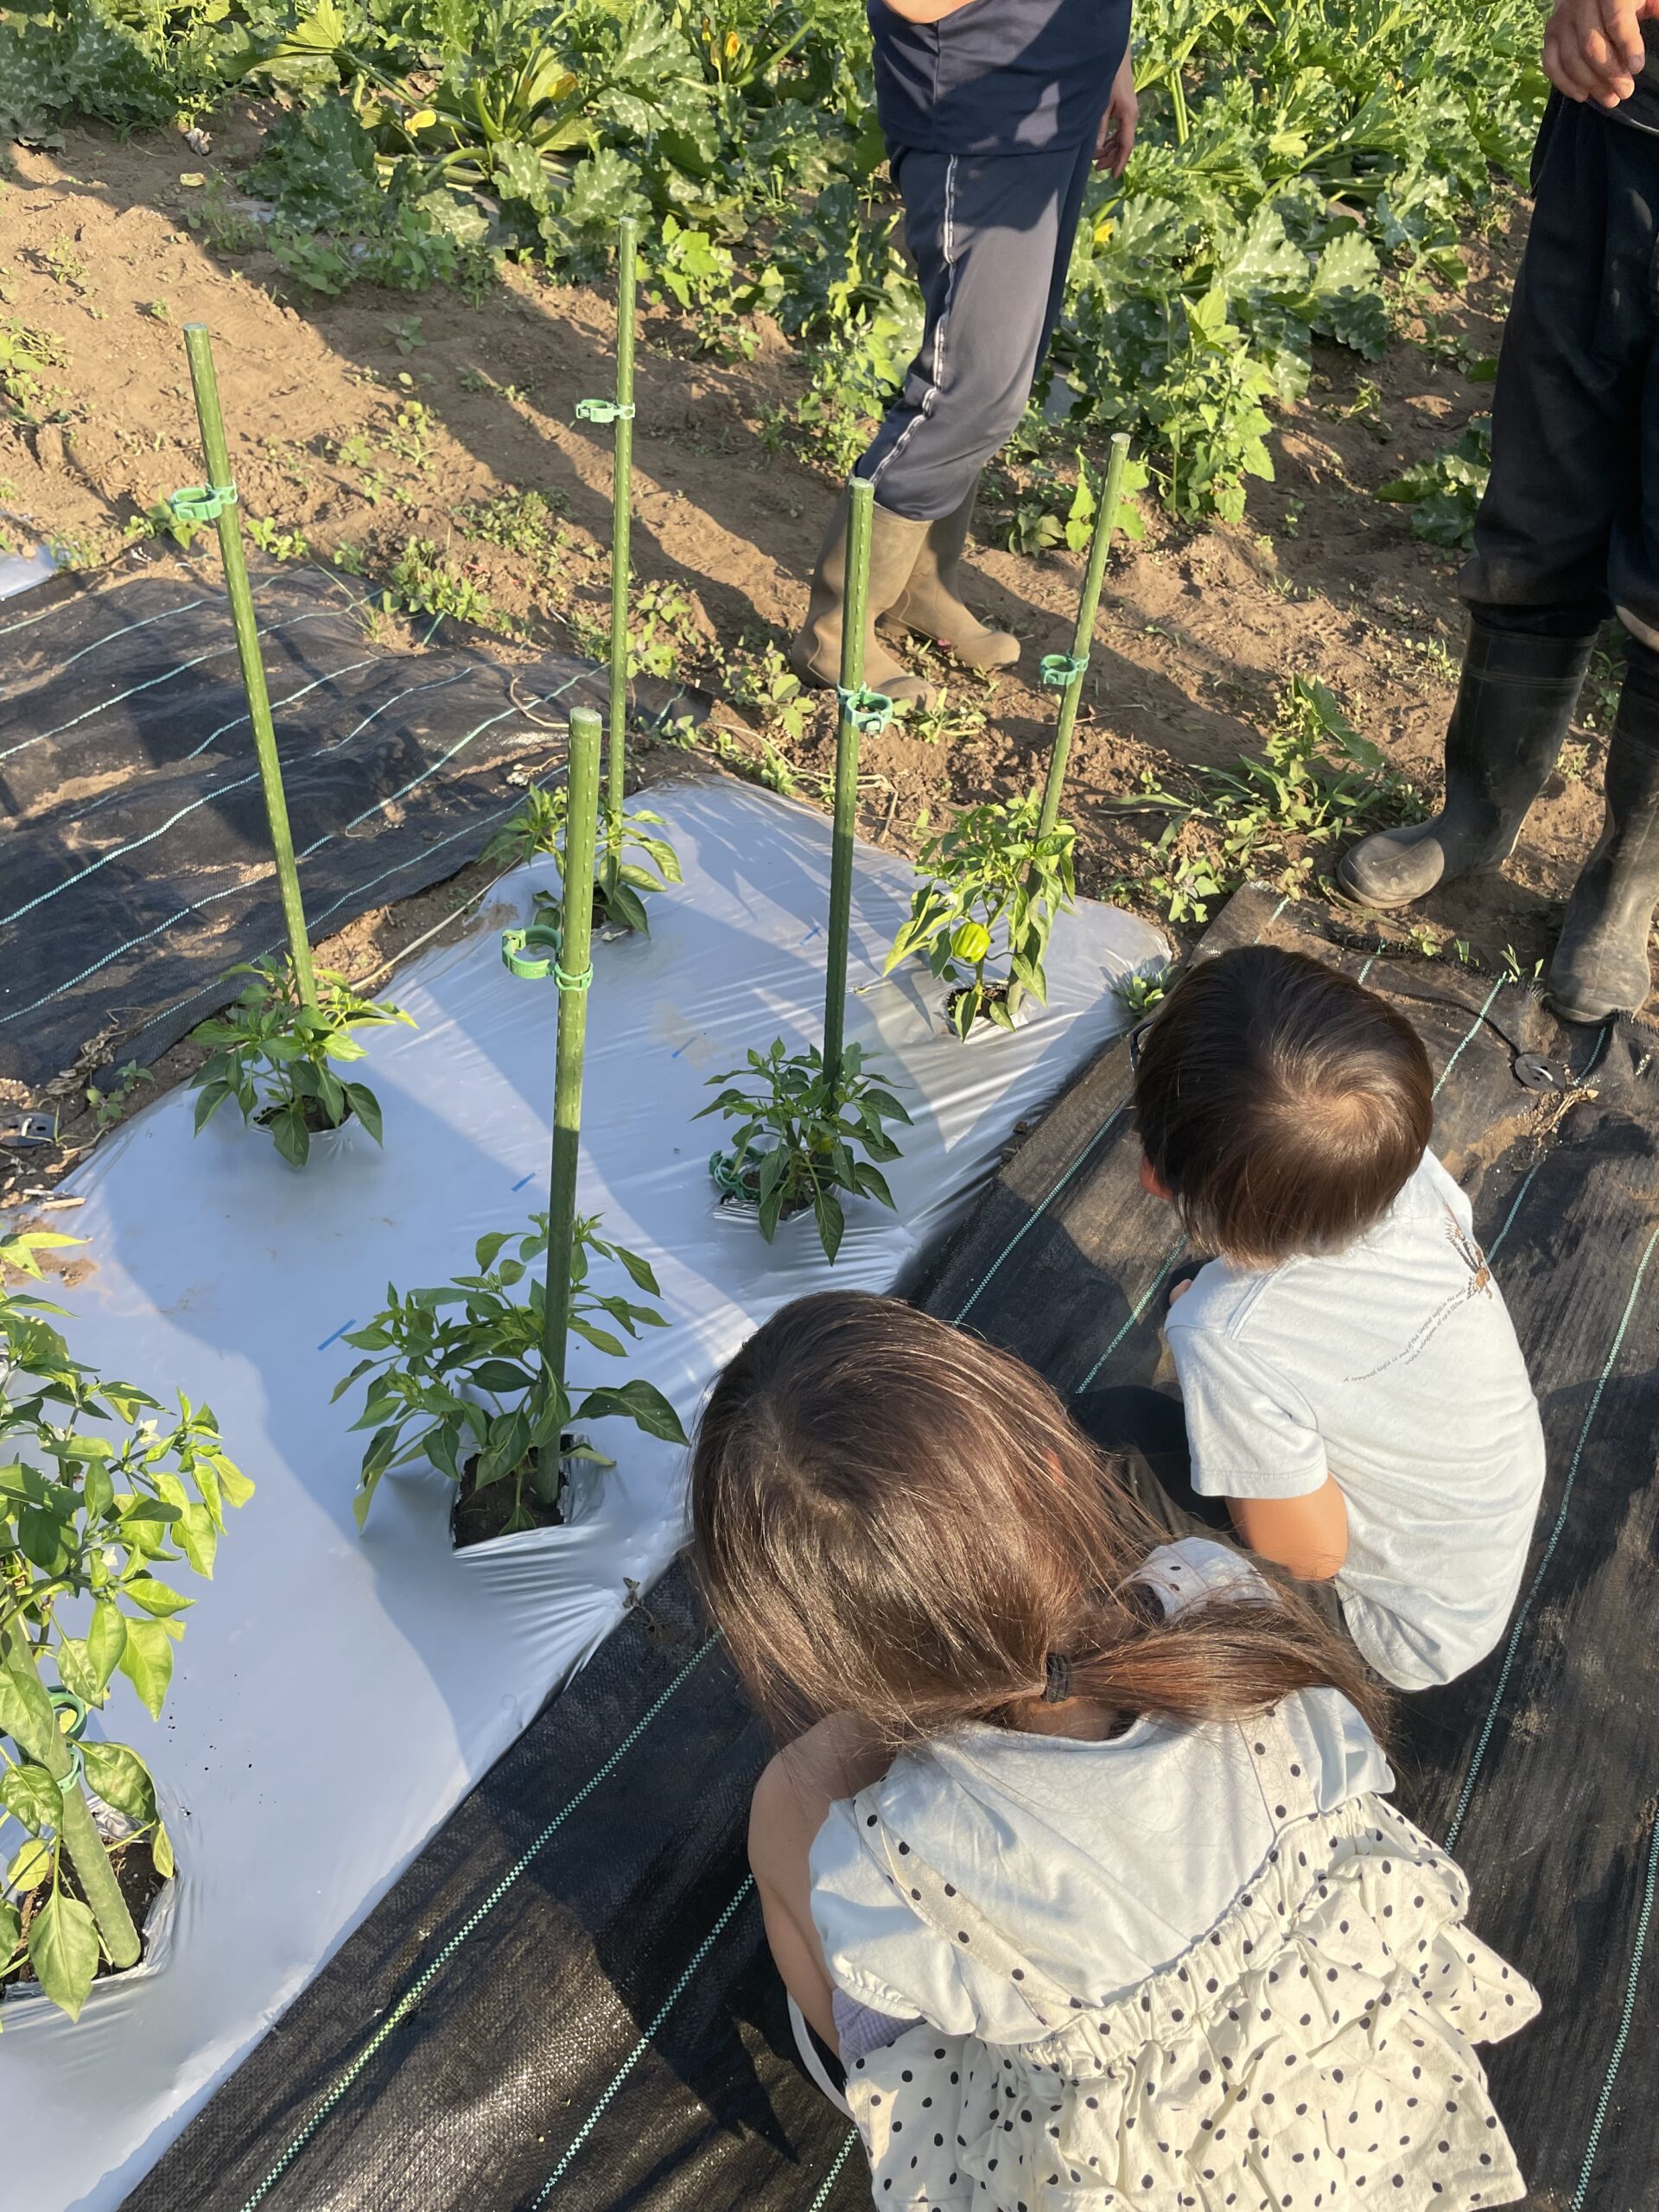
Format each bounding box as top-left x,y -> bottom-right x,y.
692,1291 -> 1537,2212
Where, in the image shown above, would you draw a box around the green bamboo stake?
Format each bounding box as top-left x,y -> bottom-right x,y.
179,324 -> 316,1008
1,1637 -> 140,1971
822,476 -> 876,1093
1036,432 -> 1130,841
606,218 -> 637,901
1007,433 -> 1132,1021
540,705 -> 603,1400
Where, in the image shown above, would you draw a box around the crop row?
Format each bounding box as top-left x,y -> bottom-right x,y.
1,0 -> 1543,520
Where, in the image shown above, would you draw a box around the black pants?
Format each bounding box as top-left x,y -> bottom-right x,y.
1073,1385 -> 1347,1638
1462,96 -> 1659,669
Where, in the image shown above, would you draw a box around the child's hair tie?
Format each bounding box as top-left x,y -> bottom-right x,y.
1043,1652 -> 1073,1704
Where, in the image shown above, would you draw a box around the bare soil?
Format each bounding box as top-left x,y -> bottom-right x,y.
1,117 -> 1624,1185
452,1448 -> 566,1549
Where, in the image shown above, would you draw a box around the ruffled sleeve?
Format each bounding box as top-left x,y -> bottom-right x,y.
808,1794 -> 980,2032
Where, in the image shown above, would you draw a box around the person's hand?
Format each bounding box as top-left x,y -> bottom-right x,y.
1543,0 -> 1649,105
1095,49 -> 1137,175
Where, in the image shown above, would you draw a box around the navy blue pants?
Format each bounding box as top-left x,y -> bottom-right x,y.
855,135 -> 1099,522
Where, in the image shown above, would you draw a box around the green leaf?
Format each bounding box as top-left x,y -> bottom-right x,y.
270,1104 -> 311,1169
569,1318 -> 626,1357
152,1820 -> 175,1880
610,1243 -> 661,1297
345,1083 -> 385,1145
118,1618 -> 175,1719
811,1188 -> 845,1265
192,1080 -> 232,1133
607,880 -> 652,935
6,1837 -> 53,1894
84,1458 -> 115,1518
215,1454 -> 256,1509
469,1359 -> 535,1396
173,1502 -> 219,1577
81,1740 -> 156,1827
0,1654 -> 58,1763
575,1381 -> 688,1445
85,1603 -> 128,1694
54,1637 -> 105,1709
852,1162 -> 895,1210
0,1901 -> 20,1959
28,1885 -> 99,2021
1,1762 -> 62,1835
121,1576 -> 193,1619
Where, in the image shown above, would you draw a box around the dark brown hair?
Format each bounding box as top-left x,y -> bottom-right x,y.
690,1292 -> 1387,1746
1133,944 -> 1433,1268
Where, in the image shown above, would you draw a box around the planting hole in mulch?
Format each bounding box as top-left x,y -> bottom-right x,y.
451,1441 -> 587,1549
254,1099 -> 355,1138
1,1826 -> 167,2001
946,981 -> 1026,1035
709,1147 -> 810,1220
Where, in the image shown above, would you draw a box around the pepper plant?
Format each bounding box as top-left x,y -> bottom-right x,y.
698,1039 -> 910,1262
885,796 -> 1077,1038
188,957 -> 415,1166
336,1211 -> 687,1535
483,783 -> 681,937
0,1230 -> 251,2023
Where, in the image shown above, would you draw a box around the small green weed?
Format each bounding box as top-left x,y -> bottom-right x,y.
630,581 -> 706,678
182,175 -> 260,256
385,537 -> 502,628
246,518 -> 310,562
1376,418 -> 1491,549
85,1062 -> 152,1131
0,321 -> 70,426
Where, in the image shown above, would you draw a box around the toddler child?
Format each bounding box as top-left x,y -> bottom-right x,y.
694,1291 -> 1538,2212
1096,943 -> 1547,1691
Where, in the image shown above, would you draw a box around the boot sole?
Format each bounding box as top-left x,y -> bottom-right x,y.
1543,988 -> 1637,1027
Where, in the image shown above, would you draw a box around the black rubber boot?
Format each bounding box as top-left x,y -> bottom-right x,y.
1337,620 -> 1596,909
1548,657 -> 1659,1024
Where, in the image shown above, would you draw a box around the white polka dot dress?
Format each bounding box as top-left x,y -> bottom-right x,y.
836,1714 -> 1537,2212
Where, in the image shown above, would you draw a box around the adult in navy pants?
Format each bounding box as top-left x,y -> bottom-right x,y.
791,0 -> 1136,703
1343,0 -> 1659,1025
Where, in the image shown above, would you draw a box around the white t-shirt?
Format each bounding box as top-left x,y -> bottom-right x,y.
1166,1149 -> 1546,1690
808,1541 -> 1393,2033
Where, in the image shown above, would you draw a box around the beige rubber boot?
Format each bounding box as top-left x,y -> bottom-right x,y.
789,490 -> 937,705
887,476 -> 1020,672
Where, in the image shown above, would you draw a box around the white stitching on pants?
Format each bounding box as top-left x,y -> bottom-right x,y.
870,154 -> 958,494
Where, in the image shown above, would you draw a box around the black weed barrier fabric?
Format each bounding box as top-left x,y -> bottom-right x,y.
0,553 -> 699,1091
123,1566 -> 864,2212
127,886 -> 1658,2212
912,885 -> 1659,2212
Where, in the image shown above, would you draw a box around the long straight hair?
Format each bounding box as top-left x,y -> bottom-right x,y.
690,1293 -> 1387,1746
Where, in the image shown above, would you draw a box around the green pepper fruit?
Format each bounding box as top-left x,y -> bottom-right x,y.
950,921 -> 991,965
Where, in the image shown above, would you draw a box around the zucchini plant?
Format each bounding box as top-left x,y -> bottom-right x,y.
698,1039 -> 910,1262
885,796 -> 1077,1038
336,1212 -> 687,1538
188,957 -> 415,1167
0,1231 -> 251,2023
483,783 -> 681,937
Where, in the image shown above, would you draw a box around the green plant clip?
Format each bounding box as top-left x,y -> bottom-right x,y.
1040,652 -> 1090,689
168,482 -> 238,525
835,683 -> 893,734
575,399 -> 637,425
709,1145 -> 753,1199
48,1687 -> 88,1796
501,924 -> 563,980
554,961 -> 594,994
